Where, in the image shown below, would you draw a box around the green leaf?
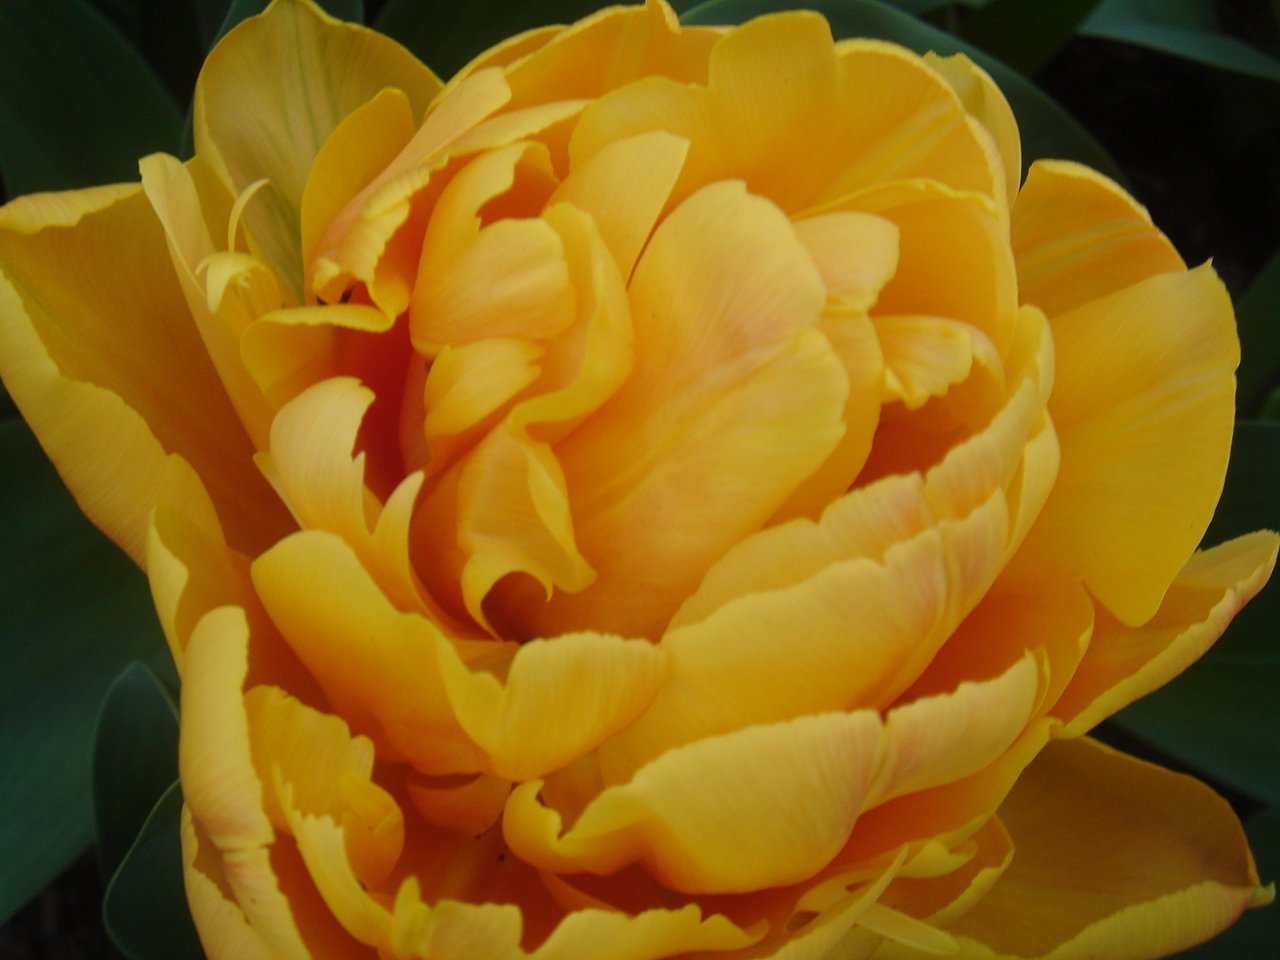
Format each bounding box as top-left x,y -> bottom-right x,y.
374,0 -> 610,79
1172,806 -> 1280,958
93,662 -> 179,882
0,0 -> 181,197
0,420 -> 168,924
1261,386 -> 1280,421
1237,246 -> 1280,417
193,0 -> 233,47
958,0 -> 1104,75
1196,420 -> 1280,665
1082,0 -> 1280,85
1114,658 -> 1280,806
102,782 -> 204,960
682,0 -> 1125,181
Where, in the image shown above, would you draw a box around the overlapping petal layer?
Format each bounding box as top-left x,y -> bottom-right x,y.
0,1 -> 1272,958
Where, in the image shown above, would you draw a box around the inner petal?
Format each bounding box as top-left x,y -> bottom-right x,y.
492,181 -> 850,640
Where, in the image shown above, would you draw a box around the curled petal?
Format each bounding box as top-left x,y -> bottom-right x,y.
1055,531 -> 1279,734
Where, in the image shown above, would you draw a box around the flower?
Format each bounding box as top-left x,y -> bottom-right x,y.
0,0 -> 1275,956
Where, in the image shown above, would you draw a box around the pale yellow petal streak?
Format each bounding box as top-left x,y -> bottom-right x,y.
195,0 -> 442,294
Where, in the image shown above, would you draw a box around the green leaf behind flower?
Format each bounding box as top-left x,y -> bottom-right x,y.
93,662 -> 179,882
1237,247 -> 1280,418
0,421 -> 169,924
102,782 -> 204,960
957,0 -> 1104,75
681,0 -> 1126,182
1081,0 -> 1280,85
0,0 -> 181,197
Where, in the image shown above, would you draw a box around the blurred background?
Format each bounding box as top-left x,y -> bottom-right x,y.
0,1 -> 1277,957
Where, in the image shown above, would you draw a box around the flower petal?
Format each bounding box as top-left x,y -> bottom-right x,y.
1012,160 -> 1184,319
944,737 -> 1271,960
181,807 -> 275,960
179,606 -> 273,852
1054,531 -> 1279,734
508,180 -> 846,639
252,530 -> 665,781
1005,264 -> 1237,626
195,0 -> 442,294
0,185 -> 289,562
505,711 -> 886,893
925,52 -> 1020,215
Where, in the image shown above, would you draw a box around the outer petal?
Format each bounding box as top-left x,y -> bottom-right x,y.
1012,160 -> 1183,319
181,807 -> 275,960
942,738 -> 1271,960
0,186 -> 290,563
1005,265 -> 1238,626
195,0 -> 442,294
925,52 -> 1020,215
1054,531 -> 1278,734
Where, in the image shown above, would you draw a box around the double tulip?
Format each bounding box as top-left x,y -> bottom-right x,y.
0,1 -> 1273,958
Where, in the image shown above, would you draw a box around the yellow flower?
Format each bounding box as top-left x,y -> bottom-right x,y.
0,0 -> 1274,957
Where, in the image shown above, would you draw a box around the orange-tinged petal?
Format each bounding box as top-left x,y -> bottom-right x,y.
794,210 -> 899,311
244,685 -> 404,888
407,773 -> 511,836
1005,264 -> 1237,626
179,606 -> 273,851
878,816 -> 1014,931
283,811 -> 391,949
181,807 -> 276,960
601,508 -> 1007,783
413,216 -> 575,350
260,376 -> 431,617
1055,531 -> 1278,734
549,130 -> 689,281
868,652 -> 1042,807
240,301 -> 394,410
252,528 -> 489,773
438,629 -> 667,782
842,180 -> 1016,357
531,903 -> 760,960
0,185 -> 290,562
925,52 -> 1021,215
817,40 -> 1001,211
507,180 -> 845,639
453,421 -> 596,629
253,530 -> 665,782
139,152 -> 277,448
875,315 -> 991,411
506,711 -> 886,893
388,884 -> 525,959
146,455 -> 251,668
195,0 -> 442,294
943,738 -> 1270,960
1012,160 -> 1184,319
667,303 -> 1049,639
300,85 -> 418,273
423,337 -> 544,438
499,0 -> 719,111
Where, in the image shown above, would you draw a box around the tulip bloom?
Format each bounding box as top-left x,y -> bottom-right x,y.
0,1 -> 1273,957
